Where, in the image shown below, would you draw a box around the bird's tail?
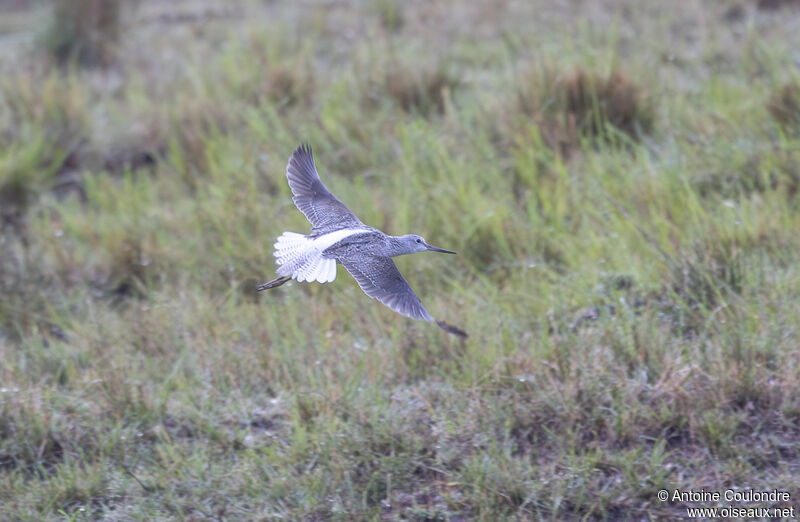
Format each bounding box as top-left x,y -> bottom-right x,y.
273,232 -> 338,283
273,232 -> 310,270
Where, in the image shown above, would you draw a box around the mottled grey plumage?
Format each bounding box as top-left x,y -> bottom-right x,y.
286,144 -> 365,233
258,144 -> 456,323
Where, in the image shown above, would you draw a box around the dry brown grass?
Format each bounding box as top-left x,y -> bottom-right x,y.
511,65 -> 654,155
263,64 -> 315,108
103,236 -> 159,300
42,0 -> 126,67
767,82 -> 800,134
563,69 -> 652,138
756,0 -> 800,10
381,62 -> 458,116
372,0 -> 404,31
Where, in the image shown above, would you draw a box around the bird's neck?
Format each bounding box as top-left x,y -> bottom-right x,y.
386,236 -> 411,257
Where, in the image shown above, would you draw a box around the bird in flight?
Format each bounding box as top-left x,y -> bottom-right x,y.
258,144 -> 461,330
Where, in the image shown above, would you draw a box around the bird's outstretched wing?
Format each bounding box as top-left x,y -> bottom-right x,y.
286,144 -> 364,230
340,256 -> 435,322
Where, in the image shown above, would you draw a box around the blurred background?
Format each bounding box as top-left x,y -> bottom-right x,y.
1,0 -> 799,519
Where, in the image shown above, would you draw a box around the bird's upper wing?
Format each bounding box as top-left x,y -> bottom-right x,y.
340,256 -> 435,322
286,144 -> 364,230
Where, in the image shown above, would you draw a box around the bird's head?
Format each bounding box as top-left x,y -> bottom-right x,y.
401,234 -> 456,255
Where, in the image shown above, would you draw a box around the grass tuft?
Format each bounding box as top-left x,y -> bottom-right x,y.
0,69 -> 90,222
694,149 -> 800,199
381,61 -> 459,116
511,65 -> 653,154
756,0 -> 800,10
562,69 -> 653,139
767,82 -> 800,134
103,236 -> 158,300
41,0 -> 125,68
0,237 -> 58,340
263,63 -> 315,109
372,0 -> 405,31
665,240 -> 745,338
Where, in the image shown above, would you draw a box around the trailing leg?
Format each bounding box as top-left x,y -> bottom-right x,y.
256,275 -> 292,291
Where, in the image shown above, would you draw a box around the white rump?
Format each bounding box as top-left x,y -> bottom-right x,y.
273,229 -> 365,283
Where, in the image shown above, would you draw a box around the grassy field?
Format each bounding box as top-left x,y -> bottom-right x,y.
1,0 -> 800,519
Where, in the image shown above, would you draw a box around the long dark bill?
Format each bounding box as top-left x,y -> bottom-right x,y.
426,245 -> 457,254
256,275 -> 292,291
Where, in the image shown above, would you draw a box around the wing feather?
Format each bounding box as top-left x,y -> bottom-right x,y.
286,145 -> 364,230
341,256 -> 435,322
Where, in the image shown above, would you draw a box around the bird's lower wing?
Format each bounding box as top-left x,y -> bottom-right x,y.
340,256 -> 435,322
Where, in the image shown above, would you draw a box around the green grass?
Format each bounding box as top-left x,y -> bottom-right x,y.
1,0 -> 800,519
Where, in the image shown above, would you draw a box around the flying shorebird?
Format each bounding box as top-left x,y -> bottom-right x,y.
257,144 -> 458,325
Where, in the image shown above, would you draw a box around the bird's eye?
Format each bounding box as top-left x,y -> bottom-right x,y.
415,238 -> 421,243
